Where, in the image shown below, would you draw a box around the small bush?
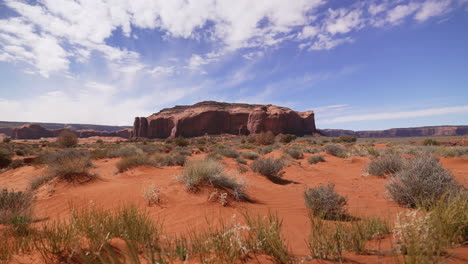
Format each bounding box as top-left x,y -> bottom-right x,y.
339,135 -> 357,143
29,174 -> 56,190
46,149 -> 94,182
279,134 -> 297,144
15,150 -> 25,156
0,189 -> 32,225
423,138 -> 439,146
90,149 -> 108,160
217,148 -> 239,158
158,154 -> 187,166
308,155 -> 325,164
304,184 -> 347,220
174,137 -> 189,147
235,157 -> 247,165
241,151 -> 259,160
251,158 -> 285,179
0,148 -> 12,169
142,184 -> 160,205
95,139 -> 103,144
366,153 -> 404,177
325,144 -> 347,158
386,154 -> 461,208
284,148 -> 303,159
9,159 -> 23,169
108,145 -> 144,158
57,129 -> 78,148
2,137 -> 11,144
179,159 -> 247,201
254,131 -> 275,145
116,154 -> 157,172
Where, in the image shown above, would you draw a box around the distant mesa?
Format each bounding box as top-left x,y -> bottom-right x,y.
132,101 -> 317,139
320,126 -> 468,138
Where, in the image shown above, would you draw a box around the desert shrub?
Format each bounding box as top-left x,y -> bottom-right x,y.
95,139 -> 103,144
116,154 -> 157,172
29,174 -> 55,190
325,144 -> 347,158
9,159 -> 23,169
107,145 -> 144,158
279,134 -> 297,144
339,135 -> 357,143
304,184 -> 347,220
257,145 -> 275,154
386,154 -> 461,208
2,137 -> 11,144
367,147 -> 380,157
174,137 -> 189,147
57,129 -> 78,148
423,138 -> 439,146
158,154 -> 187,166
0,189 -> 32,225
0,148 -> 12,169
244,212 -> 291,264
308,155 -> 325,164
90,149 -> 108,160
179,159 -> 247,201
46,149 -> 94,182
142,184 -> 160,205
254,131 -> 276,145
235,157 -> 247,165
15,150 -> 25,156
366,153 -> 404,177
241,151 -> 259,160
217,148 -> 239,158
284,148 -> 303,159
250,158 -> 285,179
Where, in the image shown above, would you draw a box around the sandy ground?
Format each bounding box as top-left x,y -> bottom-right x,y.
1,150 -> 467,263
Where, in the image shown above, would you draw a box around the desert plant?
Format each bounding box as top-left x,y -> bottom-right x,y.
57,129 -> 78,148
173,137 -> 189,147
241,151 -> 259,160
235,156 -> 247,165
0,189 -> 32,225
254,131 -> 276,145
422,138 -> 439,146
179,159 -> 247,201
284,148 -> 303,159
46,149 -> 94,182
2,137 -> 11,144
304,184 -> 347,220
339,135 -> 357,143
107,145 -> 144,158
386,154 -> 461,208
307,214 -> 347,260
29,174 -> 56,190
0,148 -> 12,169
217,148 -> 240,158
90,149 -> 109,160
325,144 -> 347,158
366,153 -> 404,177
116,154 -> 157,172
142,184 -> 160,205
279,134 -> 296,144
307,155 -> 325,164
251,158 -> 285,179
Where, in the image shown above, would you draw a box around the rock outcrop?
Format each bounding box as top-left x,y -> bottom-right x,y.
11,124 -> 131,139
319,126 -> 468,138
133,101 -> 316,138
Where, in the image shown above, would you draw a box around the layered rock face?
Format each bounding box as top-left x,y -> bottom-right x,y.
319,126 -> 468,138
11,124 -> 131,139
133,101 -> 316,138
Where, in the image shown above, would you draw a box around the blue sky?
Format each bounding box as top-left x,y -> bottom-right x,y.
0,0 -> 467,130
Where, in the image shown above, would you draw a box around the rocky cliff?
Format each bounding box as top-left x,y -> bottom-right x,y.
320,126 -> 468,138
133,101 -> 316,138
11,124 -> 131,139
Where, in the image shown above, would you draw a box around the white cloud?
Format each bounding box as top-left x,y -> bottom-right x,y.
415,0 -> 452,22
326,8 -> 363,35
313,104 -> 350,113
386,2 -> 421,24
148,66 -> 175,77
297,26 -> 319,40
321,105 -> 468,124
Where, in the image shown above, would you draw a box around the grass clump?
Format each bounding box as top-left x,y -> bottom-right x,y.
56,129 -> 78,148
241,151 -> 259,160
217,148 -> 240,158
179,159 -> 247,202
386,154 -> 461,208
0,188 -> 32,226
0,148 -> 12,169
339,135 -> 357,143
307,155 -> 325,164
254,131 -> 276,145
142,184 -> 160,205
366,153 -> 404,177
279,134 -> 296,144
107,145 -> 143,158
173,136 -> 189,147
46,149 -> 95,182
304,184 -> 347,220
116,154 -> 157,172
325,144 -> 348,158
251,158 -> 285,180
422,138 -> 439,146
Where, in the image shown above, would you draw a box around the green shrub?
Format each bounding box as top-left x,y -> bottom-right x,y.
56,129 -> 78,148
304,184 -> 347,220
279,134 -> 297,144
179,159 -> 247,201
386,154 -> 461,208
107,145 -> 143,158
366,153 -> 404,177
46,149 -> 94,182
174,137 -> 189,147
325,144 -> 347,158
217,148 -> 239,158
116,154 -> 157,172
9,159 -> 23,169
308,155 -> 325,164
158,154 -> 187,166
0,148 -> 12,169
339,135 -> 357,143
251,158 -> 285,179
15,150 -> 25,156
0,189 -> 32,225
284,148 -> 303,159
423,138 -> 440,146
235,157 -> 247,165
241,151 -> 259,160
254,131 -> 276,145
90,149 -> 109,160
2,137 -> 11,144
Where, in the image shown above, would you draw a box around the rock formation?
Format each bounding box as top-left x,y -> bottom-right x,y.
11,124 -> 131,139
319,126 -> 468,138
133,101 -> 316,138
